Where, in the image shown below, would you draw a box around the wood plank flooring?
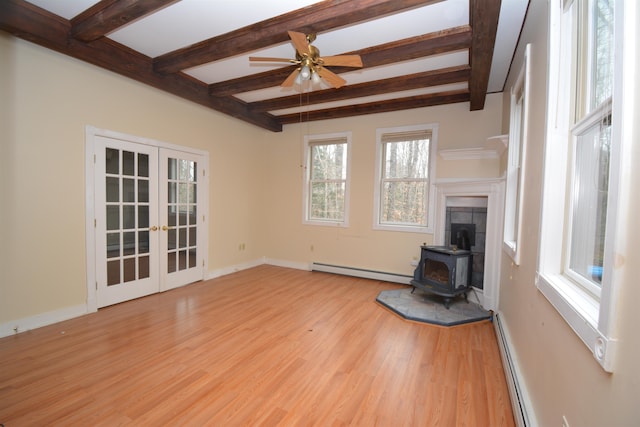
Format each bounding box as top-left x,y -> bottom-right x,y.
0,265 -> 514,426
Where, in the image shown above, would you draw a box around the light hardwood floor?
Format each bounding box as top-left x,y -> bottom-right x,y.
0,265 -> 514,426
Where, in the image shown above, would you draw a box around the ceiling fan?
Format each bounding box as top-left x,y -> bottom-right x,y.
249,31 -> 363,89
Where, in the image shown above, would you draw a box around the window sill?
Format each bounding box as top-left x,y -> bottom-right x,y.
373,223 -> 433,234
535,271 -> 616,372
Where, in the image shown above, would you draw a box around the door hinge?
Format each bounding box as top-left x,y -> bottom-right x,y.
202,215 -> 205,222
94,154 -> 96,163
95,281 -> 98,290
94,218 -> 97,228
202,259 -> 205,267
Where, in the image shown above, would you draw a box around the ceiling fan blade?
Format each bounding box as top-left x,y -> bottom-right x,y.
318,67 -> 346,89
281,68 -> 300,87
249,56 -> 296,63
288,31 -> 310,57
320,55 -> 363,68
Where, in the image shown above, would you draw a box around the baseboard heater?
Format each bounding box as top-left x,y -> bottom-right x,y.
493,312 -> 535,427
310,262 -> 412,285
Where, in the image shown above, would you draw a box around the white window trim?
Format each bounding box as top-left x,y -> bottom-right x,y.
302,131 -> 352,227
537,0 -> 635,372
503,43 -> 531,265
373,124 -> 438,233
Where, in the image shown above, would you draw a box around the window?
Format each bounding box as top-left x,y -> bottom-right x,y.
503,44 -> 531,265
537,0 -> 633,372
374,124 -> 437,233
302,132 -> 351,226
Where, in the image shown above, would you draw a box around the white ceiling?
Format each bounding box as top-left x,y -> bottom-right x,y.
24,0 -> 528,118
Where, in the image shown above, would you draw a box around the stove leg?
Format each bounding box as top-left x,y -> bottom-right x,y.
411,286 -> 416,294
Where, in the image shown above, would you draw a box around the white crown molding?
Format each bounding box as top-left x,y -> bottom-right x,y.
438,134 -> 508,160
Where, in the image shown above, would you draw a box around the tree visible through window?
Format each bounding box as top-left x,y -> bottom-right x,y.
374,125 -> 437,232
303,133 -> 350,225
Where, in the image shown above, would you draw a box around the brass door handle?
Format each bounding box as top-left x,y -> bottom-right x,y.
162,225 -> 173,231
150,226 -> 158,231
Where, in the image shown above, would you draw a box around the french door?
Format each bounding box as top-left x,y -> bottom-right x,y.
93,134 -> 207,308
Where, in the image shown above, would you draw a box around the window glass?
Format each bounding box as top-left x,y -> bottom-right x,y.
374,125 -> 436,232
303,133 -> 351,226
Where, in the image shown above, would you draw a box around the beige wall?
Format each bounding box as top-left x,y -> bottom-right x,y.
499,1 -> 640,425
0,34 -> 272,324
264,95 -> 503,275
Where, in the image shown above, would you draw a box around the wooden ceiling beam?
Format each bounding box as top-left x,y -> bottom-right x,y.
249,65 -> 470,113
71,0 -> 177,42
277,89 -> 470,124
154,0 -> 443,74
469,0 -> 501,110
209,25 -> 471,97
0,0 -> 282,132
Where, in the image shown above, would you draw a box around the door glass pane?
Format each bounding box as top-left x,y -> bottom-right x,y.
123,205 -> 135,229
123,232 -> 135,256
189,248 -> 197,268
179,250 -> 187,270
106,177 -> 119,202
168,252 -> 176,273
107,233 -> 120,258
107,260 -> 120,286
189,206 -> 197,225
123,258 -> 136,282
138,180 -> 149,203
123,151 -> 135,176
139,256 -> 149,279
178,160 -> 189,181
168,228 -> 176,250
168,182 -> 177,203
138,154 -> 149,178
179,206 -> 188,225
189,183 -> 197,203
123,178 -> 135,202
138,205 -> 149,228
106,206 -> 119,230
168,158 -> 177,180
179,228 -> 187,248
188,227 -> 196,246
106,148 -> 119,174
168,206 -> 177,227
139,231 -> 149,254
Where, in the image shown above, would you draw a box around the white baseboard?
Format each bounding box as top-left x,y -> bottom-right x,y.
205,257 -> 267,280
0,303 -> 88,338
493,312 -> 537,427
310,262 -> 413,284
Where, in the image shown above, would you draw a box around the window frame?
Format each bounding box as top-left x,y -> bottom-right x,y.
373,124 -> 438,233
537,0 -> 633,372
302,131 -> 352,227
503,43 -> 531,265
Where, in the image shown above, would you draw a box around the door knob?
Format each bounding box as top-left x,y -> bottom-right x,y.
150,226 -> 158,231
162,225 -> 172,231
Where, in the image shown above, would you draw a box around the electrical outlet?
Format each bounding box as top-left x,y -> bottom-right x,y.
310,244 -> 314,252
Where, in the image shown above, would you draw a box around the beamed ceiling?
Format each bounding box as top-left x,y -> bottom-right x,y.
0,0 -> 529,132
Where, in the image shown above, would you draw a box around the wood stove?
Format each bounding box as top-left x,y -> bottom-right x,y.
411,245 -> 472,308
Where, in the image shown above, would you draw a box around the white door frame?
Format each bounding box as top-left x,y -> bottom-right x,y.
85,126 -> 209,313
433,178 -> 505,311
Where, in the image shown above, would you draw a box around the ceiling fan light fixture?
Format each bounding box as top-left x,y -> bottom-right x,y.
300,64 -> 311,80
311,70 -> 322,85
